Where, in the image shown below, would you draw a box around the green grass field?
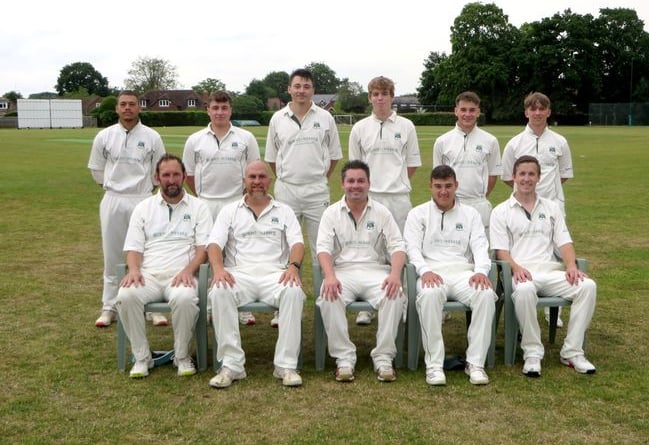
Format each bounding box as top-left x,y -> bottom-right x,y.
1,125 -> 648,444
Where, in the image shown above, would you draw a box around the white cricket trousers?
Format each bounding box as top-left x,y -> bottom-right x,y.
274,179 -> 329,262
116,270 -> 199,361
99,191 -> 149,311
368,192 -> 412,234
209,265 -> 305,373
416,269 -> 496,369
316,266 -> 405,370
511,268 -> 596,360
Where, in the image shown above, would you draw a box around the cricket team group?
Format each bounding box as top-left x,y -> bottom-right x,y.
88,68 -> 597,388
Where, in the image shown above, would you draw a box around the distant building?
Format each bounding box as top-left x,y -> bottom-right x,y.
312,94 -> 337,111
392,95 -> 422,112
0,97 -> 15,115
139,90 -> 206,111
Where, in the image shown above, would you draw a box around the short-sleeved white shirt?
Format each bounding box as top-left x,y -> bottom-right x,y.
501,125 -> 573,203
207,197 -> 303,267
316,197 -> 406,268
433,124 -> 502,200
404,200 -> 491,277
123,191 -> 212,273
88,121 -> 165,195
490,194 -> 573,268
349,111 -> 421,194
265,102 -> 342,185
182,124 -> 260,199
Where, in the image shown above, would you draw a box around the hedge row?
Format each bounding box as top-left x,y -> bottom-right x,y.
96,110 -> 478,127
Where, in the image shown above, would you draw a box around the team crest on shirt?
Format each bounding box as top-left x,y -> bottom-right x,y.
366,221 -> 375,231
549,147 -> 556,154
271,217 -> 279,224
475,145 -> 483,153
183,214 -> 191,221
137,141 -> 145,149
232,142 -> 239,148
313,122 -> 321,129
538,213 -> 546,220
455,223 -> 464,231
394,133 -> 401,140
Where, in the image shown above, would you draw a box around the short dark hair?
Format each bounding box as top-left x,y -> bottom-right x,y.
341,159 -> 370,181
208,91 -> 232,105
430,165 -> 456,181
513,155 -> 541,176
117,90 -> 139,100
156,153 -> 185,175
289,68 -> 314,85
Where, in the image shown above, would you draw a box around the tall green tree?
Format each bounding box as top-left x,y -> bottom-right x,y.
125,56 -> 178,93
245,79 -> 274,107
192,78 -> 226,95
232,95 -> 265,116
55,62 -> 110,96
262,71 -> 290,103
305,62 -> 340,93
514,10 -> 601,115
594,8 -> 649,103
417,51 -> 450,109
448,2 -> 519,120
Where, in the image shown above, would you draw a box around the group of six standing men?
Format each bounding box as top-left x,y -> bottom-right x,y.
88,68 -> 597,388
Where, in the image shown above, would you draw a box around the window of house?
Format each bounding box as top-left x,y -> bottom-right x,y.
159,99 -> 170,108
0,102 -> 8,110
139,99 -> 147,108
187,99 -> 197,108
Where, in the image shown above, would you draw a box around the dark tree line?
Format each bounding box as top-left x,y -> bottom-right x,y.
417,3 -> 649,122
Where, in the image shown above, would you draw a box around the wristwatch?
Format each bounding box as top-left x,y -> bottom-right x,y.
289,261 -> 301,270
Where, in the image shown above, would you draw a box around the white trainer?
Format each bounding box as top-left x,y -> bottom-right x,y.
355,310 -> 374,325
129,357 -> 154,378
560,355 -> 596,374
426,367 -> 446,386
238,311 -> 256,326
150,313 -> 168,326
209,367 -> 247,388
522,357 -> 542,377
273,367 -> 303,387
270,311 -> 279,328
465,363 -> 489,385
175,357 -> 197,376
95,310 -> 115,327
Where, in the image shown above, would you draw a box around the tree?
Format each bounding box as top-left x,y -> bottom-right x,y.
231,95 -> 265,116
55,62 -> 110,96
2,90 -> 22,105
245,79 -> 275,108
262,71 -> 290,103
124,56 -> 178,93
305,62 -> 340,93
336,79 -> 368,113
192,78 -> 226,95
417,51 -> 450,108
448,2 -> 520,120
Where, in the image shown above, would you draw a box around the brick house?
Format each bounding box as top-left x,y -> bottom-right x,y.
139,90 -> 206,111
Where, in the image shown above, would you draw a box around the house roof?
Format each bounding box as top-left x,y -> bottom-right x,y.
141,90 -> 204,107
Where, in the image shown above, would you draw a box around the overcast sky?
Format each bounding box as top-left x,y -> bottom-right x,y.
2,0 -> 648,97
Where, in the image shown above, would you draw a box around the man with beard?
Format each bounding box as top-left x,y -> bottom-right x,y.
116,154 -> 212,378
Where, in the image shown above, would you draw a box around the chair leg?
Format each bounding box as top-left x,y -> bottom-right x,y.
117,317 -> 127,372
549,307 -> 559,344
314,305 -> 327,371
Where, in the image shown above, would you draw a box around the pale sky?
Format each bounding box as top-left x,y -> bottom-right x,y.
2,0 -> 648,97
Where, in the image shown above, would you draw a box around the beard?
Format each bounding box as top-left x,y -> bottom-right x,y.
163,184 -> 182,198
